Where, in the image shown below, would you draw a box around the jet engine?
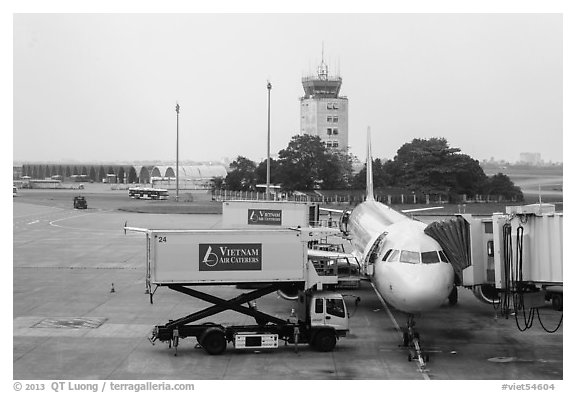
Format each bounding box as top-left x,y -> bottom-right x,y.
471,284 -> 501,304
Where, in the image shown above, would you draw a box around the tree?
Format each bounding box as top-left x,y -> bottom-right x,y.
211,176 -> 225,191
352,137 -> 493,197
484,173 -> 524,201
225,156 -> 257,191
388,138 -> 487,195
255,158 -> 279,185
320,150 -> 354,189
276,134 -> 353,191
352,158 -> 393,189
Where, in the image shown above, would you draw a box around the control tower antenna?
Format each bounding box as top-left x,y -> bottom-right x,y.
318,42 -> 328,80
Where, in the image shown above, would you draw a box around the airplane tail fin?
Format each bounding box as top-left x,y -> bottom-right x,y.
366,127 -> 375,201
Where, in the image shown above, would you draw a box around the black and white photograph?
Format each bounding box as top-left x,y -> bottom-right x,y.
7,3 -> 569,389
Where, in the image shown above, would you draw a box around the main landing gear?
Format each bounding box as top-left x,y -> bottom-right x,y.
401,314 -> 429,369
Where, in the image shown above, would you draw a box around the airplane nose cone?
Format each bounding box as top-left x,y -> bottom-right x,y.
374,262 -> 455,314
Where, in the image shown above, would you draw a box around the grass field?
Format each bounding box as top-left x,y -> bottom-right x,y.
483,165 -> 563,194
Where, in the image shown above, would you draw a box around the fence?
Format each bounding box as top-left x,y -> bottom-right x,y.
212,189 -> 521,206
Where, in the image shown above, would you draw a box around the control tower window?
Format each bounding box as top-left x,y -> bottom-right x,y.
327,116 -> 332,122
333,141 -> 339,148
333,103 -> 339,109
400,250 -> 420,264
327,128 -> 333,135
327,103 -> 333,109
333,128 -> 339,135
333,116 -> 339,123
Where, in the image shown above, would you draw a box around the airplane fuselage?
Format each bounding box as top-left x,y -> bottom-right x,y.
348,199 -> 454,314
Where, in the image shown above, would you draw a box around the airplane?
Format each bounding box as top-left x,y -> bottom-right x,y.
319,128 -> 457,362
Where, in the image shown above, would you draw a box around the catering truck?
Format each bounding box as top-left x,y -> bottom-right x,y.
124,226 -> 350,355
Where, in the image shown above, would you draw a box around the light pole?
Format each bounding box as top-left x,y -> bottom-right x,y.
175,103 -> 180,201
266,81 -> 272,200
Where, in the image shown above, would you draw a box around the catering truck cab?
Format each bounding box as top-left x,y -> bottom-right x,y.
125,226 -> 351,355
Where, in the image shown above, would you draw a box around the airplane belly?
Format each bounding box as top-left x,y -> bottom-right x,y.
373,261 -> 454,314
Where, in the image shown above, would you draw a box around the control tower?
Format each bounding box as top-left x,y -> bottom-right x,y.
300,52 -> 348,151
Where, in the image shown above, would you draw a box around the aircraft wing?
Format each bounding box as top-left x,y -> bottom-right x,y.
401,206 -> 444,213
320,207 -> 345,214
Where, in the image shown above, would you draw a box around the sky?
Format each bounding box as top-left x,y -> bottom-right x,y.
11,12 -> 565,165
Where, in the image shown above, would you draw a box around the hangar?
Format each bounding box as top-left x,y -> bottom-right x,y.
19,163 -> 227,185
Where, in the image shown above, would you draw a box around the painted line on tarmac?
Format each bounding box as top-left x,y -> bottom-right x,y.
370,282 -> 430,380
12,205 -> 63,219
48,211 -> 118,233
27,220 -> 40,225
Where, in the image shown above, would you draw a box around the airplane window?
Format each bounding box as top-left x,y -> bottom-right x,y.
421,251 -> 440,264
326,298 -> 346,318
400,250 -> 420,264
387,249 -> 400,262
382,249 -> 393,261
439,250 -> 450,263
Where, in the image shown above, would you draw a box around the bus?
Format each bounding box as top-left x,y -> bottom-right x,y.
128,187 -> 169,200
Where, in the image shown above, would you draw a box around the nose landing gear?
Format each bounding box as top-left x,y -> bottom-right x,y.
402,314 -> 429,370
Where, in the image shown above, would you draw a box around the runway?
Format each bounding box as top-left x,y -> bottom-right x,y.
12,188 -> 563,380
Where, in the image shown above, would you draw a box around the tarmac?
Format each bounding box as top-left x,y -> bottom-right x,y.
12,187 -> 564,381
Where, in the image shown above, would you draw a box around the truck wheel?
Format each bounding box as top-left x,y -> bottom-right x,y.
201,330 -> 227,355
313,330 -> 337,352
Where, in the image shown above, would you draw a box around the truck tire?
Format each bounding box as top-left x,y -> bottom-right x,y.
200,329 -> 227,355
313,330 -> 337,352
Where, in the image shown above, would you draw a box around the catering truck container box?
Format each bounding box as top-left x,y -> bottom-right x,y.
149,229 -> 309,285
222,200 -> 320,228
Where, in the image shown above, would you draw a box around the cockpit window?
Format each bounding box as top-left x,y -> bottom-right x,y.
439,250 -> 450,263
386,249 -> 400,262
400,250 -> 420,264
421,251 -> 440,264
382,249 -> 393,261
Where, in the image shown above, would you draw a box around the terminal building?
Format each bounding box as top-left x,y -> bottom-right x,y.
16,163 -> 227,189
300,54 -> 349,151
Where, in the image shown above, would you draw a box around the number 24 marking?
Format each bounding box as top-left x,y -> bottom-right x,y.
158,236 -> 167,243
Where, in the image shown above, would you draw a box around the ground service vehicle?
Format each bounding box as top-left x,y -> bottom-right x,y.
124,227 -> 350,355
73,196 -> 87,209
128,187 -> 169,200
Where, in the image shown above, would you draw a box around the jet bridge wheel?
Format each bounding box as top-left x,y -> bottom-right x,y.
200,328 -> 227,355
312,330 -> 337,352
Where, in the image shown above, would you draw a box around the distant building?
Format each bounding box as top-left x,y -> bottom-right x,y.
300,52 -> 348,152
18,163 -> 227,189
519,152 -> 543,166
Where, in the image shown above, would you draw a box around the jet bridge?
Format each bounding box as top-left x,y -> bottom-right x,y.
425,204 -> 563,332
